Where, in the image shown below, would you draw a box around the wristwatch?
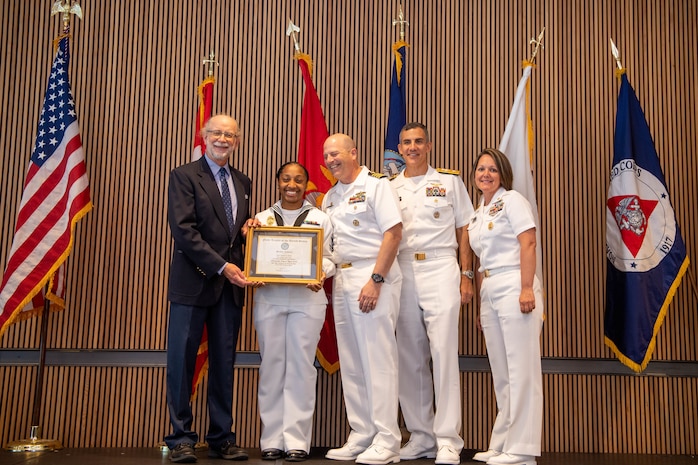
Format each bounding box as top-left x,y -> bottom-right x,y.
461,270 -> 474,279
371,273 -> 385,284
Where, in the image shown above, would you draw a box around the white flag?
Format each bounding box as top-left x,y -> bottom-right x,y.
499,65 -> 544,285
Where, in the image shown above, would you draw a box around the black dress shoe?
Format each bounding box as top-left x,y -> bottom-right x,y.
208,440 -> 249,460
262,448 -> 284,460
285,450 -> 309,462
170,443 -> 197,463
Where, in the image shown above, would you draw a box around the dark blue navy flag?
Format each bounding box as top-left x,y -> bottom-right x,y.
604,72 -> 689,372
383,40 -> 408,176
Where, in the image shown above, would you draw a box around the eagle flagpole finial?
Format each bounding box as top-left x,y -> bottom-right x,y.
51,0 -> 82,33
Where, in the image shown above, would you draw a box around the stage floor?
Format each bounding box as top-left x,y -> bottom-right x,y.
0,448 -> 696,465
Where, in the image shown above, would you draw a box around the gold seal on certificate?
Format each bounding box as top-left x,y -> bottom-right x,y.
244,226 -> 323,283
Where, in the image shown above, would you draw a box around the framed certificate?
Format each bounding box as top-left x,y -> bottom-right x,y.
244,226 -> 324,284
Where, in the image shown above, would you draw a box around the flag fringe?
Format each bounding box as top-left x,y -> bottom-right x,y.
524,68 -> 535,166
197,75 -> 215,130
0,200 -> 92,338
45,272 -> 65,308
605,256 -> 690,372
190,359 -> 209,401
391,41 -> 409,86
294,53 -> 313,78
53,33 -> 71,52
315,348 -> 339,375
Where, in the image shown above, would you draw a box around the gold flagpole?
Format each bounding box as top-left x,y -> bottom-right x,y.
5,0 -> 82,452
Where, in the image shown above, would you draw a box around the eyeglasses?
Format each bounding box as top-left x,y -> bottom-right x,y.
207,130 -> 239,140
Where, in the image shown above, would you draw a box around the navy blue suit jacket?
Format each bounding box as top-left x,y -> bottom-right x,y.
167,156 -> 251,308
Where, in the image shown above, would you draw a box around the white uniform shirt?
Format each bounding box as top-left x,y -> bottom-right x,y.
393,166 -> 473,253
468,187 -> 536,272
322,166 -> 402,263
253,200 -> 335,305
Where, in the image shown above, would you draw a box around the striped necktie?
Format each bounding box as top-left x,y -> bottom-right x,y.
218,168 -> 234,232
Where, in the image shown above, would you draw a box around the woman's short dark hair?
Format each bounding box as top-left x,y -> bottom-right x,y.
470,148 -> 514,192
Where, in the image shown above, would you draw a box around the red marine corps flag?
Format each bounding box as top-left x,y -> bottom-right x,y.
0,35 -> 92,336
604,47 -> 689,372
289,20 -> 339,373
192,55 -> 216,161
191,54 -> 217,398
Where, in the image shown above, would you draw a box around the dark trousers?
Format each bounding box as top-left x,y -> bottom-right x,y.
165,290 -> 242,449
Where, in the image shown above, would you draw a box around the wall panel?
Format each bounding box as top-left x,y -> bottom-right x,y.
1,0 -> 696,453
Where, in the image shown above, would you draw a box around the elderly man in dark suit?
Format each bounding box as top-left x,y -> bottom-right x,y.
165,114 -> 259,463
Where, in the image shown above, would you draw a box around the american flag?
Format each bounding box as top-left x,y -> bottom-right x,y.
0,36 -> 92,336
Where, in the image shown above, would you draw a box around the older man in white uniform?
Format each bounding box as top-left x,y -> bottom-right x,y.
392,123 -> 474,465
321,133 -> 403,465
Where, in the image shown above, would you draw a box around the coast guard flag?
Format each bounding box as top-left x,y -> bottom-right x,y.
0,36 -> 92,337
383,40 -> 408,176
295,52 -> 339,374
499,63 -> 544,285
604,71 -> 689,373
191,74 -> 215,398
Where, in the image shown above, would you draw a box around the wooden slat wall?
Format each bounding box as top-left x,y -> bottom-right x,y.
1,0 -> 696,453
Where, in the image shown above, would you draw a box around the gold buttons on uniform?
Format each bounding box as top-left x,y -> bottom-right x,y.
353,219 -> 360,226
488,222 -> 493,230
433,211 -> 440,219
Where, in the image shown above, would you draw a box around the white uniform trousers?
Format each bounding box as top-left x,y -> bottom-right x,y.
333,259 -> 402,452
254,301 -> 325,452
396,255 -> 464,450
479,270 -> 544,457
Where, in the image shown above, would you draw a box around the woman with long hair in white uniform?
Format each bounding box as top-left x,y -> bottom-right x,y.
466,149 -> 544,465
251,162 -> 335,462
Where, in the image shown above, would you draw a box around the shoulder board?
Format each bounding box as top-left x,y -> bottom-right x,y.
389,173 -> 399,181
436,168 -> 461,176
369,171 -> 388,179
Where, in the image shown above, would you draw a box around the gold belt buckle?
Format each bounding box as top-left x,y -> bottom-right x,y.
484,269 -> 491,278
341,263 -> 352,269
415,252 -> 426,261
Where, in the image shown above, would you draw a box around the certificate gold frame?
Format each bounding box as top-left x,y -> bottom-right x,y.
244,226 -> 323,284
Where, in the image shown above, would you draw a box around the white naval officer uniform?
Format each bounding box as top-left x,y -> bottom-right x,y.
322,166 -> 403,453
393,166 -> 474,452
253,200 -> 335,453
467,187 -> 543,458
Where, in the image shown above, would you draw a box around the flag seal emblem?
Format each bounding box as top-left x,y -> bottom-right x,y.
606,160 -> 677,273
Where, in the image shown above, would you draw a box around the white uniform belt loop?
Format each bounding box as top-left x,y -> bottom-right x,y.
400,248 -> 456,261
483,265 -> 520,278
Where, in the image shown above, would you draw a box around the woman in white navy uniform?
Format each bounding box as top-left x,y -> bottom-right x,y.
251,162 -> 335,462
466,149 -> 543,465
